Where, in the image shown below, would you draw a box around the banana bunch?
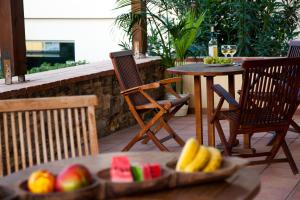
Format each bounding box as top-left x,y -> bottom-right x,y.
176,138 -> 222,173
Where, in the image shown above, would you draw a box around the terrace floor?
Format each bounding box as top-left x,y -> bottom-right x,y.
100,114 -> 300,200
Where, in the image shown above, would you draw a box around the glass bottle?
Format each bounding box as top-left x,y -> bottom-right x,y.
208,26 -> 218,57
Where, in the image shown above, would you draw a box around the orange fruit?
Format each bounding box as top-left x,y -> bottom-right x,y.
28,170 -> 56,194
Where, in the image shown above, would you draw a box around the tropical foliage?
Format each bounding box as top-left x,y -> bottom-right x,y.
115,0 -> 300,60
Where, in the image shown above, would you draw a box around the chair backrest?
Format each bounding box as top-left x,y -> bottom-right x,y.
239,58 -> 300,127
110,50 -> 148,106
0,95 -> 99,176
288,40 -> 300,57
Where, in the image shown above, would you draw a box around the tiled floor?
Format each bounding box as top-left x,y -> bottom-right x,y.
100,114 -> 300,200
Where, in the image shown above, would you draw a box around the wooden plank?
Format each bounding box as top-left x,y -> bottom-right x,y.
60,109 -> 68,159
0,96 -> 98,112
47,110 -> 55,162
3,113 -> 11,174
10,113 -> 19,172
68,109 -> 76,157
25,111 -> 33,167
81,108 -> 89,155
18,112 -> 26,169
33,111 -> 41,165
87,106 -> 99,155
40,111 -> 48,163
74,108 -> 83,157
53,110 -> 62,160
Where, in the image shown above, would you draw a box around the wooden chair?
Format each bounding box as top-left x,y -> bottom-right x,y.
0,95 -> 99,176
287,40 -> 300,133
211,58 -> 300,174
110,51 -> 190,151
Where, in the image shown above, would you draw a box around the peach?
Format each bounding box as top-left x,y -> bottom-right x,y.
56,164 -> 92,192
28,170 -> 56,194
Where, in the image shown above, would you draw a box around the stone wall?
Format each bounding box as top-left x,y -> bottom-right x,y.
0,58 -> 165,137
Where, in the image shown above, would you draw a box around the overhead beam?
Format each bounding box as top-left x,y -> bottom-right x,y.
131,0 -> 147,56
0,0 -> 27,81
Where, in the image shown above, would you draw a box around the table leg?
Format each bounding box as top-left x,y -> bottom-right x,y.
194,76 -> 203,144
228,75 -> 236,135
228,75 -> 240,147
206,76 -> 215,146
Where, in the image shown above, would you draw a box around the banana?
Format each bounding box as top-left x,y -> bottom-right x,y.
176,138 -> 199,171
203,147 -> 222,173
184,145 -> 211,172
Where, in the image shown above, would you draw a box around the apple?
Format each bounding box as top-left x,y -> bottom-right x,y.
28,170 -> 56,194
56,164 -> 92,192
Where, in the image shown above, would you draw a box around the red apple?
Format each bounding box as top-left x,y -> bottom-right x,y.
56,164 -> 92,192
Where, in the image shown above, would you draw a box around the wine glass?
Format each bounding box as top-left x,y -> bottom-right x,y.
221,45 -> 229,57
228,45 -> 237,57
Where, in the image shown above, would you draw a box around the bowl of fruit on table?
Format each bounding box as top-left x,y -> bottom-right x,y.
203,57 -> 234,67
18,164 -> 100,200
167,138 -> 248,187
97,156 -> 172,198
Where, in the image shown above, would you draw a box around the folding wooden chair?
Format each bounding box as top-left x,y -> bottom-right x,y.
0,95 -> 99,176
287,40 -> 300,133
211,58 -> 300,174
110,51 -> 190,151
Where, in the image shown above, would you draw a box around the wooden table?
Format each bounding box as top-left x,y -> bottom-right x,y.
0,152 -> 260,200
167,64 -> 244,146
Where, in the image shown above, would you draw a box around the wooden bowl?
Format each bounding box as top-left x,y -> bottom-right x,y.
18,177 -> 100,200
96,168 -> 172,198
166,157 -> 248,187
0,185 -> 18,200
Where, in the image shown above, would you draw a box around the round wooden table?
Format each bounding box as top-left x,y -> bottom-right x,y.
167,63 -> 244,146
0,152 -> 260,200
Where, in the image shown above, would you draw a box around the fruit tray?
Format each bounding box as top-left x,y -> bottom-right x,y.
2,157 -> 247,200
97,168 -> 172,199
18,177 -> 100,200
95,157 -> 248,199
166,157 -> 248,187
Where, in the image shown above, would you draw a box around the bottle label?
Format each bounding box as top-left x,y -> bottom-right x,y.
209,46 -> 218,57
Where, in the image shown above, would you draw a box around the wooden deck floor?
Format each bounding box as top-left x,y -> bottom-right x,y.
100,114 -> 300,200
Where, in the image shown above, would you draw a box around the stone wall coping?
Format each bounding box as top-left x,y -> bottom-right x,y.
0,57 -> 161,99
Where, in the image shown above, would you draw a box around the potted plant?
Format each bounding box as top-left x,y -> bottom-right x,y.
168,11 -> 205,116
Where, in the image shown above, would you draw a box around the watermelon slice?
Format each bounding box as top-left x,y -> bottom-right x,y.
142,164 -> 152,180
131,165 -> 143,182
110,156 -> 133,182
149,163 -> 161,179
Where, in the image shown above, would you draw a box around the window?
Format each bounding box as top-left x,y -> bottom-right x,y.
26,41 -> 75,68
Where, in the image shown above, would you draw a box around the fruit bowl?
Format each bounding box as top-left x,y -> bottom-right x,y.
0,185 -> 18,200
96,168 -> 172,198
18,177 -> 100,200
166,157 -> 248,187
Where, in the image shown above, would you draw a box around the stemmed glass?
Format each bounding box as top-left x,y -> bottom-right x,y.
228,45 -> 237,57
221,45 -> 229,57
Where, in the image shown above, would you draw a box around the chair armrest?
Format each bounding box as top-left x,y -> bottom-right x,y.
120,82 -> 160,95
158,77 -> 182,85
212,84 -> 240,107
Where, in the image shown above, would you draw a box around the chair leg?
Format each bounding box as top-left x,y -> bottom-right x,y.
123,109 -> 167,151
142,104 -> 184,145
161,119 -> 185,146
266,130 -> 286,163
289,119 -> 300,133
281,140 -> 299,174
214,120 -> 231,156
243,134 -> 252,149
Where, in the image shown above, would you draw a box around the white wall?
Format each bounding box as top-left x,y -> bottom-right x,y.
24,0 -> 128,62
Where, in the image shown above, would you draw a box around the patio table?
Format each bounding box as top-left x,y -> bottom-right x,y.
0,152 -> 260,200
167,64 -> 244,146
